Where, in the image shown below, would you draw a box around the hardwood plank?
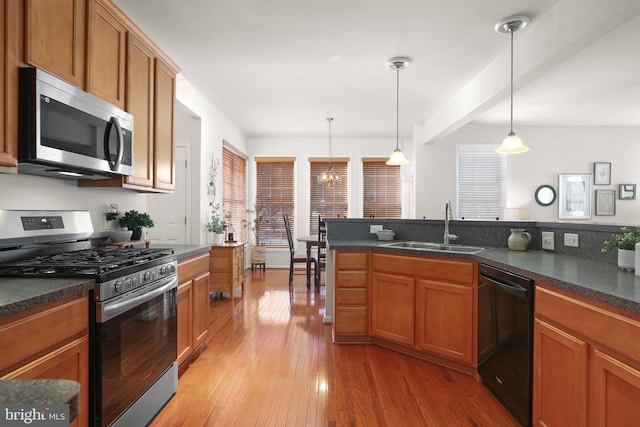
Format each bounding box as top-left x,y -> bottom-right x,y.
151,269 -> 519,427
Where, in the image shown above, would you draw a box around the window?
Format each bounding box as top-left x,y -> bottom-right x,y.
362,158 -> 401,218
457,145 -> 506,220
222,143 -> 247,242
309,159 -> 348,233
256,157 -> 295,245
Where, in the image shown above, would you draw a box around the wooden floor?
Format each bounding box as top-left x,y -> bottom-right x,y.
151,269 -> 519,426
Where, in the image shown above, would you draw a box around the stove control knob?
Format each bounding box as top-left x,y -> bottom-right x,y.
143,271 -> 152,282
115,280 -> 123,292
160,265 -> 169,276
169,264 -> 176,274
124,278 -> 133,290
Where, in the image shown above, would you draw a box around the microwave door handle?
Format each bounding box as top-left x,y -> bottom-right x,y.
104,116 -> 124,172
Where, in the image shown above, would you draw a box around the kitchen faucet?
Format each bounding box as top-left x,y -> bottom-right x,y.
444,200 -> 458,245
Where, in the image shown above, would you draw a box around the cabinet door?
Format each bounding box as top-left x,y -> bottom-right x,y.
415,279 -> 473,364
24,0 -> 85,87
86,0 -> 126,108
0,0 -> 18,169
5,337 -> 89,427
371,272 -> 414,345
192,272 -> 210,349
125,32 -> 155,187
153,58 -> 176,191
177,280 -> 193,366
589,349 -> 640,426
533,319 -> 588,427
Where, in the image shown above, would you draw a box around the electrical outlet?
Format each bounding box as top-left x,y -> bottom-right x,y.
370,224 -> 383,233
541,231 -> 554,250
564,233 -> 579,248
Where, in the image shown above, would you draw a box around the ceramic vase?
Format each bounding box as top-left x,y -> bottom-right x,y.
212,233 -> 225,246
508,229 -> 531,251
618,248 -> 635,271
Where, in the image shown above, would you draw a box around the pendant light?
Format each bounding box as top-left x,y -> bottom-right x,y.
495,15 -> 530,155
317,117 -> 342,188
386,57 -> 411,165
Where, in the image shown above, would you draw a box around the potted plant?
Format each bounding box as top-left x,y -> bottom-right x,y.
119,210 -> 154,240
206,204 -> 228,245
601,226 -> 640,271
246,202 -> 266,266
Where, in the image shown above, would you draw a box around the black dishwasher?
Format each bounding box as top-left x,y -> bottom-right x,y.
477,263 -> 534,427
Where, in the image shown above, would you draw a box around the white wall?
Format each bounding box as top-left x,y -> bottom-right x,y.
175,75 -> 248,244
0,173 -> 146,236
416,124 -> 640,225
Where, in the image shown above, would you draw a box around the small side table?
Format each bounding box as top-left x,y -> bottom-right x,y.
251,262 -> 266,271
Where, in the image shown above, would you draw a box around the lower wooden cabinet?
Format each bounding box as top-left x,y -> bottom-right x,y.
177,252 -> 210,368
209,242 -> 245,297
371,271 -> 415,345
415,278 -> 474,364
534,284 -> 640,426
0,293 -> 89,427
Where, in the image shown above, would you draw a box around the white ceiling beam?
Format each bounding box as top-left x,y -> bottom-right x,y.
419,0 -> 640,144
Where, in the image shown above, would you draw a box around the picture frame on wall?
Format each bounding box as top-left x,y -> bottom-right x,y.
593,162 -> 611,185
619,184 -> 636,200
595,190 -> 616,215
559,174 -> 592,219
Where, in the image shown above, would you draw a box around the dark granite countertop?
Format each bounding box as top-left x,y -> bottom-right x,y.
151,244 -> 211,261
0,277 -> 94,319
328,240 -> 640,314
0,379 -> 80,421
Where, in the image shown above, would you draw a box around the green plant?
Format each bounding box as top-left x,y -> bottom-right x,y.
118,210 -> 154,230
206,203 -> 228,233
246,202 -> 265,244
601,226 -> 640,252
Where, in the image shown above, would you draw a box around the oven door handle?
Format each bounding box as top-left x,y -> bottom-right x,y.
479,272 -> 527,299
98,276 -> 177,323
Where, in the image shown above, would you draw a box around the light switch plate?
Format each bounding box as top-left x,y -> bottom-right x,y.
564,233 -> 579,248
541,231 -> 554,250
370,224 -> 383,233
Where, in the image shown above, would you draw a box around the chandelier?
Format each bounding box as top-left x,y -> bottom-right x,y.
317,117 -> 342,188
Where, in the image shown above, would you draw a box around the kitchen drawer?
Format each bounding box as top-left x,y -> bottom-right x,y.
336,252 -> 368,271
0,293 -> 88,374
372,252 -> 475,285
336,288 -> 367,306
334,306 -> 367,335
335,271 -> 367,288
178,253 -> 209,282
536,285 -> 640,364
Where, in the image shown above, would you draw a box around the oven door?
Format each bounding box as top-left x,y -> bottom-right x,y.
93,275 -> 177,427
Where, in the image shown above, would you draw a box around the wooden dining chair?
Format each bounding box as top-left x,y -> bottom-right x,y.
315,215 -> 327,290
283,213 -> 315,288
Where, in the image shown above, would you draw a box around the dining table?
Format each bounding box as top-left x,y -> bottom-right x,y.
297,236 -> 319,287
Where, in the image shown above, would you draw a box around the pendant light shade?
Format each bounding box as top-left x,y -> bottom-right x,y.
495,16 -> 529,155
386,57 -> 411,166
317,117 -> 342,188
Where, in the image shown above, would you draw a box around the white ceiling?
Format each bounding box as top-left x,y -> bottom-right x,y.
113,0 -> 640,141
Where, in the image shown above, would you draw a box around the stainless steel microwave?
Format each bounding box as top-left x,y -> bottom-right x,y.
18,68 -> 134,180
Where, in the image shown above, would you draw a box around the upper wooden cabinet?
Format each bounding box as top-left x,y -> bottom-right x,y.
86,0 -> 126,109
153,57 -> 176,191
78,0 -> 179,191
24,0 -> 85,88
0,0 -> 18,170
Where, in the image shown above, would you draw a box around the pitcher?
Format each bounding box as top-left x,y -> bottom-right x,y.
508,229 -> 531,251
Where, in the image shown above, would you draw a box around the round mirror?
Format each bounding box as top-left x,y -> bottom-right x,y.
535,185 -> 556,206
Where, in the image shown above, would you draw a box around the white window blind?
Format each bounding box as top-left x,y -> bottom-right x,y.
457,145 -> 506,220
222,145 -> 247,242
256,157 -> 295,246
309,159 -> 348,233
362,158 -> 401,218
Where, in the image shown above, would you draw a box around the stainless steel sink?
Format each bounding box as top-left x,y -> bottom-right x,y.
381,241 -> 485,254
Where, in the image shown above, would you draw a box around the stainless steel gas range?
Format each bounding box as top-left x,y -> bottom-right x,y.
0,210 -> 178,427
